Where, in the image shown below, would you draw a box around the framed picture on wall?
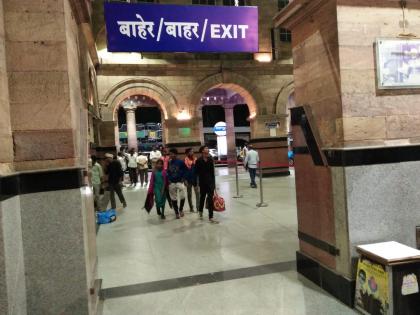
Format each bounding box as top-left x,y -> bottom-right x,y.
376,38 -> 420,89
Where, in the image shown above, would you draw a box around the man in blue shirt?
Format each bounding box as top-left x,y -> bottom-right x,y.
167,148 -> 187,219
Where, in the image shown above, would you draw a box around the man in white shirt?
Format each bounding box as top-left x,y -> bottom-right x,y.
125,148 -> 138,187
244,145 -> 259,188
137,151 -> 149,188
150,146 -> 162,169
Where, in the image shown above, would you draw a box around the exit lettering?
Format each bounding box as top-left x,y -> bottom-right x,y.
210,24 -> 249,39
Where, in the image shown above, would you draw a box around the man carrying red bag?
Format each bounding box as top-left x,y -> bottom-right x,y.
195,145 -> 219,224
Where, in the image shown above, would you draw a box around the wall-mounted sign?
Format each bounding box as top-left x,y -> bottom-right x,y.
376,38 -> 420,89
213,122 -> 227,136
265,122 -> 280,129
104,2 -> 258,53
178,127 -> 191,137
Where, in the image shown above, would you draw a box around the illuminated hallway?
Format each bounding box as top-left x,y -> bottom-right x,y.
97,170 -> 357,314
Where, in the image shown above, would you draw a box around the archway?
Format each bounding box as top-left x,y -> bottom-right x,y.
116,95 -> 164,152
190,72 -> 265,119
101,78 -> 178,150
190,73 -> 263,164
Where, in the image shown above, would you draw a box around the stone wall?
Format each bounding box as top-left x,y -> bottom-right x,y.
337,0 -> 420,146
0,0 -> 13,174
97,66 -> 294,145
292,0 -> 342,147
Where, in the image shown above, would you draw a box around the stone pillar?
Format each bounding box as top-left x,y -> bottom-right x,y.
0,0 -> 13,175
0,0 -> 100,314
125,106 -> 137,151
164,117 -> 202,154
225,106 -> 236,166
114,120 -> 121,152
276,0 -> 420,307
250,114 -> 290,176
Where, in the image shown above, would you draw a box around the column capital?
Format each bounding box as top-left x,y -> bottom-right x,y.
123,105 -> 136,113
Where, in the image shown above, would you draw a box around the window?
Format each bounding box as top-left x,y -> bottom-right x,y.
223,0 -> 245,6
278,0 -> 289,10
192,0 -> 216,5
280,28 -> 291,42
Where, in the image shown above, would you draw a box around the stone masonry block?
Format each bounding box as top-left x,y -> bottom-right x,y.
6,41 -> 67,72
8,71 -> 69,104
13,129 -> 75,161
342,116 -> 386,141
5,11 -> 65,42
3,0 -> 64,13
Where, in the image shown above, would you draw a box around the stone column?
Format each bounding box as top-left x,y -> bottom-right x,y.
0,0 -> 100,314
250,114 -> 290,176
276,0 -> 420,307
164,117 -> 202,154
125,106 -> 137,151
225,106 -> 236,166
114,121 -> 120,152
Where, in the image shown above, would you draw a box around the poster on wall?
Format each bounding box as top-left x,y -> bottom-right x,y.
355,257 -> 390,315
376,38 -> 420,89
104,2 -> 258,53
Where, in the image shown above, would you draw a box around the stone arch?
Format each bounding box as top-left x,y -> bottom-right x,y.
189,72 -> 265,118
274,80 -> 294,115
101,78 -> 179,121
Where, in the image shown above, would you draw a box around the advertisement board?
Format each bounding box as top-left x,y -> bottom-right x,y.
376,38 -> 420,89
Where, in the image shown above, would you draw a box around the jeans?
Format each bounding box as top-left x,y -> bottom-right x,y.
138,169 -> 148,186
92,184 -> 101,210
249,168 -> 257,186
109,183 -> 126,209
199,186 -> 214,219
128,167 -> 138,185
186,182 -> 200,211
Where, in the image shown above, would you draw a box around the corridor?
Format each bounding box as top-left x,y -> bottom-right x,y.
97,170 -> 357,315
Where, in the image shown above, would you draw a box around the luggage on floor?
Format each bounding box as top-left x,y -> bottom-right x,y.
97,208 -> 117,224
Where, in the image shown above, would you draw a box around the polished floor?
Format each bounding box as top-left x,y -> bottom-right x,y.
97,168 -> 357,315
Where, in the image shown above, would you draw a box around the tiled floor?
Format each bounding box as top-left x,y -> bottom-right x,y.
97,169 -> 358,315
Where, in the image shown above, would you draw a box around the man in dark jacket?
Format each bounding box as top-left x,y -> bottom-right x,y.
195,146 -> 218,224
105,153 -> 127,209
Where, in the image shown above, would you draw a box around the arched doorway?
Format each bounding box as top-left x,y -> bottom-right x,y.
115,95 -> 164,152
199,88 -> 251,164
190,73 -> 264,165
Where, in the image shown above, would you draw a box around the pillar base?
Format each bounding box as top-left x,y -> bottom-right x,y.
249,137 -> 290,176
296,251 -> 355,308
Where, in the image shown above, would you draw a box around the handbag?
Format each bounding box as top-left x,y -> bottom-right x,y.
213,192 -> 226,212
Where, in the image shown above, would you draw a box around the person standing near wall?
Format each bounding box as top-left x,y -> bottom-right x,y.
91,155 -> 103,211
184,148 -> 200,213
167,148 -> 187,219
195,146 -> 218,224
137,151 -> 149,188
244,144 -> 259,188
105,153 -> 127,209
126,148 -> 138,187
150,146 -> 162,169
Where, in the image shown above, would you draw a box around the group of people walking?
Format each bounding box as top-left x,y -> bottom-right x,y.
148,146 -> 218,223
90,143 -> 260,224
